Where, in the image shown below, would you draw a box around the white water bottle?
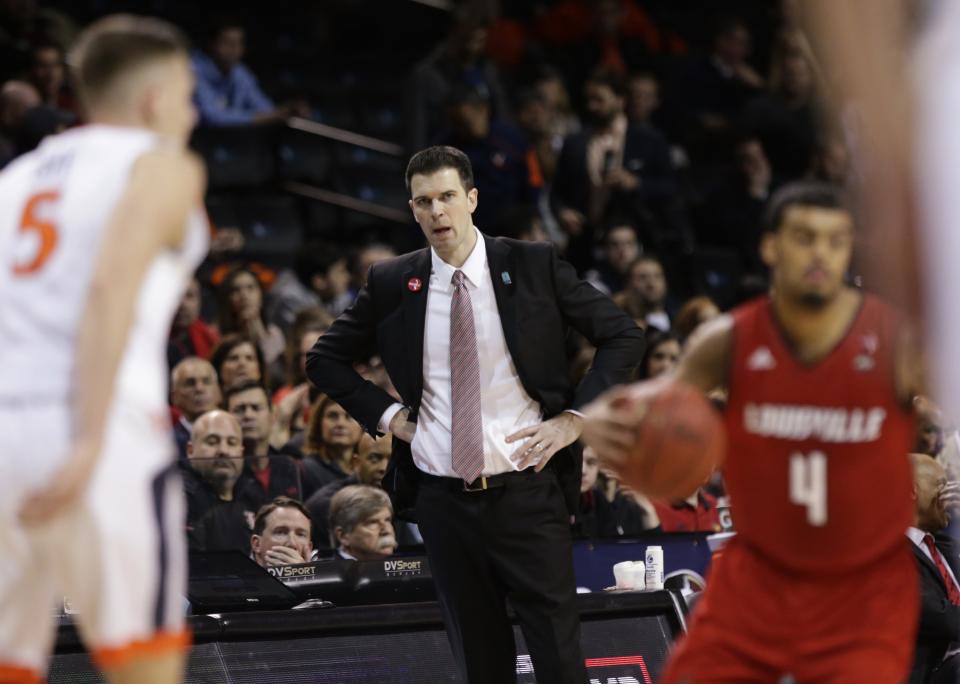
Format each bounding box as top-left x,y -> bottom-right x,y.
645,546 -> 664,590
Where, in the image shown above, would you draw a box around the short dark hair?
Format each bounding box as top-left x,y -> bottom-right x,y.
253,496 -> 313,536
223,378 -> 269,408
764,181 -> 850,233
69,14 -> 188,107
405,145 -> 474,192
585,68 -> 627,98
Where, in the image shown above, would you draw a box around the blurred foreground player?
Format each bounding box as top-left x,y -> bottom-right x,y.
583,182 -> 922,683
0,15 -> 206,684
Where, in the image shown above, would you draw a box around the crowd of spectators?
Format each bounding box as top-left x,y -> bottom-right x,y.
2,0 -> 956,564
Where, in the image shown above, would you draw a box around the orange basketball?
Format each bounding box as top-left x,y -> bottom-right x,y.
619,381 -> 726,500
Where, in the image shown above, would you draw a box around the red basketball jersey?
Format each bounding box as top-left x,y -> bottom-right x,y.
724,294 -> 915,573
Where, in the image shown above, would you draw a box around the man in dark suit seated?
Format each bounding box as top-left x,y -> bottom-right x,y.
307,145 -> 643,683
908,453 -> 960,684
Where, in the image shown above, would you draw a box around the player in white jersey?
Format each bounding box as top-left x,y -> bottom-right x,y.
0,15 -> 206,684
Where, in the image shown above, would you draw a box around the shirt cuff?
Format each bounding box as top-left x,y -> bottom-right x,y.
564,409 -> 585,419
378,403 -> 407,434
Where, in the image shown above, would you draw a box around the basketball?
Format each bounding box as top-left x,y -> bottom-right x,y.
618,381 -> 726,500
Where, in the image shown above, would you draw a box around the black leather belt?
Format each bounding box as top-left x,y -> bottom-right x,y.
418,468 -> 541,492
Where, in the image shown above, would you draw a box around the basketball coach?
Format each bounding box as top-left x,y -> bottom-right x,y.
306,145 -> 644,683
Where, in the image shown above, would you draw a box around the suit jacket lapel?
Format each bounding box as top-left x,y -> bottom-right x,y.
402,249 -> 431,409
485,236 -> 525,385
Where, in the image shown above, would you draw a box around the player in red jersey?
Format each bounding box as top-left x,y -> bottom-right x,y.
582,181 -> 922,683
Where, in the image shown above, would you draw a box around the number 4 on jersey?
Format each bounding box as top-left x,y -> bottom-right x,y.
789,451 -> 827,526
13,190 -> 60,276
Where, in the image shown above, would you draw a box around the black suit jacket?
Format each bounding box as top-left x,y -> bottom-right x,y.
306,236 -> 644,518
910,533 -> 960,684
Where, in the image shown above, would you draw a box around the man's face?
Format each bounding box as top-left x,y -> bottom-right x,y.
338,507 -> 397,560
188,412 -> 244,492
409,167 -> 478,262
212,27 -> 245,71
716,24 -> 751,65
762,205 -> 854,309
252,507 -> 313,567
581,447 -> 599,493
629,259 -> 667,306
606,226 -> 640,274
915,459 -> 950,531
627,76 -> 659,122
584,82 -> 623,128
321,402 -> 361,447
30,46 -> 63,98
171,359 -> 221,421
173,278 -> 200,329
353,437 -> 391,486
220,342 -> 260,387
228,386 -> 271,443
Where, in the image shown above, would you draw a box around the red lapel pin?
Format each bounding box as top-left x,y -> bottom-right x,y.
407,277 -> 423,292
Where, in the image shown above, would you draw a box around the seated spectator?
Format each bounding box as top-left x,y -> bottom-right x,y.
328,485 -> 398,561
183,410 -> 255,553
405,4 -> 510,152
493,203 -> 549,243
191,17 -> 308,127
306,435 -> 391,551
25,41 -> 77,116
226,380 -> 319,507
673,296 -> 721,344
268,249 -> 353,331
170,357 -> 222,462
168,277 -> 219,368
740,29 -> 823,182
551,68 -> 675,271
908,453 -> 960,684
272,308 -> 333,450
677,16 -> 764,161
585,222 -> 641,294
251,497 -> 315,568
572,446 -> 618,539
0,80 -> 40,166
638,329 -> 681,379
915,397 -> 946,458
302,395 -> 365,488
438,82 -> 541,232
695,137 -> 773,275
13,103 -> 71,154
216,267 -> 286,384
210,333 -> 266,392
624,254 -> 672,331
808,134 -> 849,185
652,488 -> 722,533
352,243 -> 397,290
599,470 -> 660,537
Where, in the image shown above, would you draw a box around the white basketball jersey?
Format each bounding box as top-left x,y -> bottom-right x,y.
0,124 -> 208,417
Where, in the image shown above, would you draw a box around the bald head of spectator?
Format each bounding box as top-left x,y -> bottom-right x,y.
329,485 -> 397,561
188,410 -> 243,499
0,80 -> 40,131
171,357 -> 221,422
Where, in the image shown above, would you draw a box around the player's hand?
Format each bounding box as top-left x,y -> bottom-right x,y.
389,407 -> 417,443
18,442 -> 99,527
264,545 -> 308,567
580,379 -> 670,471
506,412 -> 583,471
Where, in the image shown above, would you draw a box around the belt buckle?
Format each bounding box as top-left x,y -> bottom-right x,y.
463,475 -> 488,492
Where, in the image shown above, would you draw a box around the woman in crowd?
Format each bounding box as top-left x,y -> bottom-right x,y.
216,267 -> 286,385
210,333 -> 266,392
302,394 -> 365,487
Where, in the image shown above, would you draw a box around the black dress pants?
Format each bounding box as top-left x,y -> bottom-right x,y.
415,469 -> 587,684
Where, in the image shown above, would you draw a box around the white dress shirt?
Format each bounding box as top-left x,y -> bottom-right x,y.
379,229 -> 543,477
907,526 -> 960,593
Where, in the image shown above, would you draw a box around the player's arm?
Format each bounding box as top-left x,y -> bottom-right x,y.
580,315 -> 733,469
19,149 -> 206,526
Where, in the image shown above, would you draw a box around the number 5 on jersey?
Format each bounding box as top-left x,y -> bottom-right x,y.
13,190 -> 60,276
790,451 -> 827,526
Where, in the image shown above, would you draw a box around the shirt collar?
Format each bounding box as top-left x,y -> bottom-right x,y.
430,227 -> 486,293
906,526 -> 930,548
